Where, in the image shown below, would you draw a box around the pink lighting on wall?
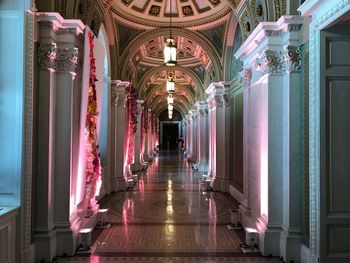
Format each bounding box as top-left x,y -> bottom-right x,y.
260,137 -> 268,218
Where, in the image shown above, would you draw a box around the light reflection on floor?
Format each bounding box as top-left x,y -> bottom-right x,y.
55,151 -> 280,263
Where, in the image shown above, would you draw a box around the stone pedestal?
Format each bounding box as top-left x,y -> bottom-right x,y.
206,82 -> 230,192
110,80 -> 129,191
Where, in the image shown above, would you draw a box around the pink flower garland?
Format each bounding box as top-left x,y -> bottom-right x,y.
84,31 -> 101,203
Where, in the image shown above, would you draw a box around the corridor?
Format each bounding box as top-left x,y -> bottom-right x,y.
56,151 -> 280,263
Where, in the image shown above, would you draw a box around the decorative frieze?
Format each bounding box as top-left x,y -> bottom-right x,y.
38,43 -> 57,71
56,47 -> 79,74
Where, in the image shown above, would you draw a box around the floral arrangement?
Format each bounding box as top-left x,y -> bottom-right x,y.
127,85 -> 138,133
84,31 -> 101,203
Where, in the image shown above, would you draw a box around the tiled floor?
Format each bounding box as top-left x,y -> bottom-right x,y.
55,151 -> 280,262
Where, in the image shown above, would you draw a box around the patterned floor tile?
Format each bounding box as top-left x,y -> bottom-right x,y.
57,151 -> 279,263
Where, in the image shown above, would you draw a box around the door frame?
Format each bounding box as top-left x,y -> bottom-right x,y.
299,1 -> 350,262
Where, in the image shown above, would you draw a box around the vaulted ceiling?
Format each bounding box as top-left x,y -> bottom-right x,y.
110,0 -> 233,116
36,0 -> 291,117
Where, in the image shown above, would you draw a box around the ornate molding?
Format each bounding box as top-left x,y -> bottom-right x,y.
255,50 -> 284,74
284,46 -> 302,72
240,68 -> 252,87
111,83 -> 127,107
307,0 -> 350,258
38,20 -> 84,36
56,47 -> 79,74
23,10 -> 35,256
213,94 -> 225,108
255,47 -> 301,74
223,94 -> 230,106
38,42 -> 57,70
197,108 -> 208,116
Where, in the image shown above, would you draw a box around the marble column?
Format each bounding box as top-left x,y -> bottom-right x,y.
147,109 -> 154,161
235,15 -> 304,261
206,83 -> 230,192
35,13 -> 84,261
193,101 -> 209,173
110,80 -> 128,191
184,115 -> 190,157
189,110 -> 198,163
142,108 -> 150,163
130,100 -> 145,173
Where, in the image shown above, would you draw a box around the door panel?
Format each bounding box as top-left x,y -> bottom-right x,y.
321,24 -> 350,262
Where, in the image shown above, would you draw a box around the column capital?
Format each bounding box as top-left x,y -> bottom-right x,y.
56,47 -> 79,74
136,100 -> 144,116
38,42 -> 57,71
195,101 -> 208,116
189,110 -> 197,119
111,80 -> 129,107
205,82 -> 225,96
206,83 -> 229,109
255,46 -> 302,74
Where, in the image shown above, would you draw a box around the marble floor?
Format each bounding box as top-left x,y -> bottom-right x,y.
55,151 -> 280,263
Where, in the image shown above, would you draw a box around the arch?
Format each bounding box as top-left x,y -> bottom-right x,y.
145,84 -> 195,109
119,28 -> 223,82
223,13 -> 241,81
148,93 -> 192,113
154,102 -> 188,118
138,65 -> 203,99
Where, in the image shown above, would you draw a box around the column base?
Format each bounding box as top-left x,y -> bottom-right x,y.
116,177 -> 126,191
211,178 -> 230,192
34,229 -> 57,263
239,203 -> 252,228
280,228 -> 303,262
55,225 -> 76,256
143,153 -> 150,163
258,217 -> 283,257
130,162 -> 146,173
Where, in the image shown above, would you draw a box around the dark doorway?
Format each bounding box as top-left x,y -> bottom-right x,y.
162,123 -> 178,150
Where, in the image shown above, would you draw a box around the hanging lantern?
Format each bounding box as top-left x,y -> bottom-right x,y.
164,37 -> 177,66
166,75 -> 175,93
167,94 -> 174,104
163,0 -> 177,66
168,104 -> 174,111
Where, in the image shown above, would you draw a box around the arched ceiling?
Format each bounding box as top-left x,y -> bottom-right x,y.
112,0 -> 231,27
110,0 -> 233,116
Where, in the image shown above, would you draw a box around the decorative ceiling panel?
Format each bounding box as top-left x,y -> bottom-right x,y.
113,0 -> 230,27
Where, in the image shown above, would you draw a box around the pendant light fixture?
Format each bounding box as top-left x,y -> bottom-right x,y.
166,72 -> 175,93
164,0 -> 177,66
167,93 -> 174,104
